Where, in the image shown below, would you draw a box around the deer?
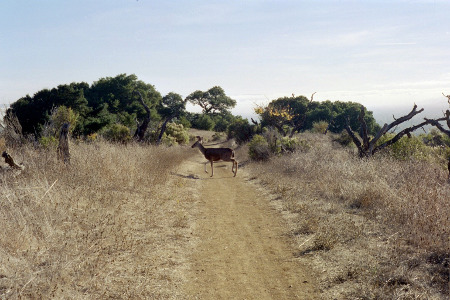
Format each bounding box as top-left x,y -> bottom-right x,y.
191,136 -> 238,177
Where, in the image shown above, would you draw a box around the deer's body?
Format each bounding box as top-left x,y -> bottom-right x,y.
191,137 -> 237,177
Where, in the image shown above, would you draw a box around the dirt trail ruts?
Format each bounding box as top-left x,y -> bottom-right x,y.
181,155 -> 317,299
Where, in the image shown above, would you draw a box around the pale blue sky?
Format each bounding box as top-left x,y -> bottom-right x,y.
1,0 -> 449,120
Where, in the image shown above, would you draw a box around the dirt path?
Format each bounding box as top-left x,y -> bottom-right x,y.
180,155 -> 317,299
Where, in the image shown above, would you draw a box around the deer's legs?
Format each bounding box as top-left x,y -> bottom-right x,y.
210,160 -> 214,177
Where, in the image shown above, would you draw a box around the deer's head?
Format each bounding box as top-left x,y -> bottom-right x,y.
191,136 -> 203,148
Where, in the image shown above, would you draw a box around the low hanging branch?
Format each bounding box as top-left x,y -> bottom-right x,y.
345,104 -> 435,157
133,90 -> 151,142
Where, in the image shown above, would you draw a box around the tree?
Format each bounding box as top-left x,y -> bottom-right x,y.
425,93 -> 450,179
186,86 -> 236,115
8,74 -> 162,138
133,90 -> 152,141
157,92 -> 186,144
255,95 -> 311,137
255,95 -> 380,137
345,104 -> 436,157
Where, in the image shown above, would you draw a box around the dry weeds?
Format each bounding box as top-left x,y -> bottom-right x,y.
0,140 -> 195,299
247,132 -> 449,299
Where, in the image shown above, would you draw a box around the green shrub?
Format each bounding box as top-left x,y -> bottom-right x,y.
378,134 -> 432,161
333,130 -> 354,147
50,106 -> 79,135
421,129 -> 450,147
227,119 -> 255,144
102,124 -> 131,143
312,121 -> 329,134
191,114 -> 215,131
161,133 -> 178,146
39,136 -> 58,149
279,136 -> 310,153
248,134 -> 270,161
165,122 -> 189,145
177,116 -> 191,129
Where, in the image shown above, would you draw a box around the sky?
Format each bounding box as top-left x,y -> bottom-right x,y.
1,0 -> 449,122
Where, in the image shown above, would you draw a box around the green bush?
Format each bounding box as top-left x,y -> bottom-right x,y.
164,122 -> 189,145
39,136 -> 58,149
378,134 -> 432,161
311,121 -> 329,134
279,136 -> 309,153
227,117 -> 256,144
333,130 -> 354,147
191,114 -> 215,131
177,116 -> 191,129
102,123 -> 131,143
248,134 -> 271,161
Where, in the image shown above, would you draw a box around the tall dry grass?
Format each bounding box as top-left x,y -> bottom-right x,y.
0,140 -> 194,299
247,132 -> 449,299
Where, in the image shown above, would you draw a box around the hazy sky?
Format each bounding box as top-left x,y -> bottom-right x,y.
1,0 -> 449,120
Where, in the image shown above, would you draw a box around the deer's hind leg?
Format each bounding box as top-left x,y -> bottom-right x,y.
231,159 -> 238,177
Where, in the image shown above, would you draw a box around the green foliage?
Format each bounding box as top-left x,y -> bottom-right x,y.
38,136 -> 58,149
260,127 -> 308,155
177,116 -> 191,129
227,117 -> 255,144
248,135 -> 271,161
191,114 -> 215,131
255,97 -> 380,136
50,106 -> 78,135
421,129 -> 450,147
377,134 -> 432,161
312,121 -> 329,134
333,130 -> 354,147
9,74 -> 162,138
159,92 -> 186,120
186,86 -> 236,115
164,123 -> 189,145
279,136 -> 309,153
102,123 -> 131,144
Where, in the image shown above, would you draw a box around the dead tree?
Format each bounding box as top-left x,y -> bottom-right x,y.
57,123 -> 70,164
425,93 -> 450,179
1,110 -> 23,148
345,104 -> 435,157
133,90 -> 151,142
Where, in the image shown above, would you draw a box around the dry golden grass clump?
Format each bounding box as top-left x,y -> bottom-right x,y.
0,140 -> 195,299
248,132 -> 449,299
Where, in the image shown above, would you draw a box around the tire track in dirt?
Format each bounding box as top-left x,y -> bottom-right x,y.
181,156 -> 317,299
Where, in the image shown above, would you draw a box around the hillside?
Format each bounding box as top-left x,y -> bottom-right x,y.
0,133 -> 448,299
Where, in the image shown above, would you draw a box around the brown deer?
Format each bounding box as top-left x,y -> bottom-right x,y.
191,136 -> 238,177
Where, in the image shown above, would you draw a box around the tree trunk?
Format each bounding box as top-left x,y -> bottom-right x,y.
57,123 -> 70,164
133,91 -> 151,142
157,116 -> 174,145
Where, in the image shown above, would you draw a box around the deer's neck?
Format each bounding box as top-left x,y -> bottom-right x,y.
197,143 -> 208,156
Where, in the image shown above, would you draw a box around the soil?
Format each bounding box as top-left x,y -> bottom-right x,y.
179,154 -> 318,299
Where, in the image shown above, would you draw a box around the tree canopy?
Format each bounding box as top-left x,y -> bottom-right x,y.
255,95 -> 380,136
186,86 -> 236,115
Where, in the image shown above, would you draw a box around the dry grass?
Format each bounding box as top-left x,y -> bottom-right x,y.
0,140 -> 195,299
247,132 -> 449,299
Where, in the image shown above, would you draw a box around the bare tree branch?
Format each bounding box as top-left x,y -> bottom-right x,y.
346,104 -> 431,157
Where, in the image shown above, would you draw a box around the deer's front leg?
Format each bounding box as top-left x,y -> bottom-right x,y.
210,160 -> 214,177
